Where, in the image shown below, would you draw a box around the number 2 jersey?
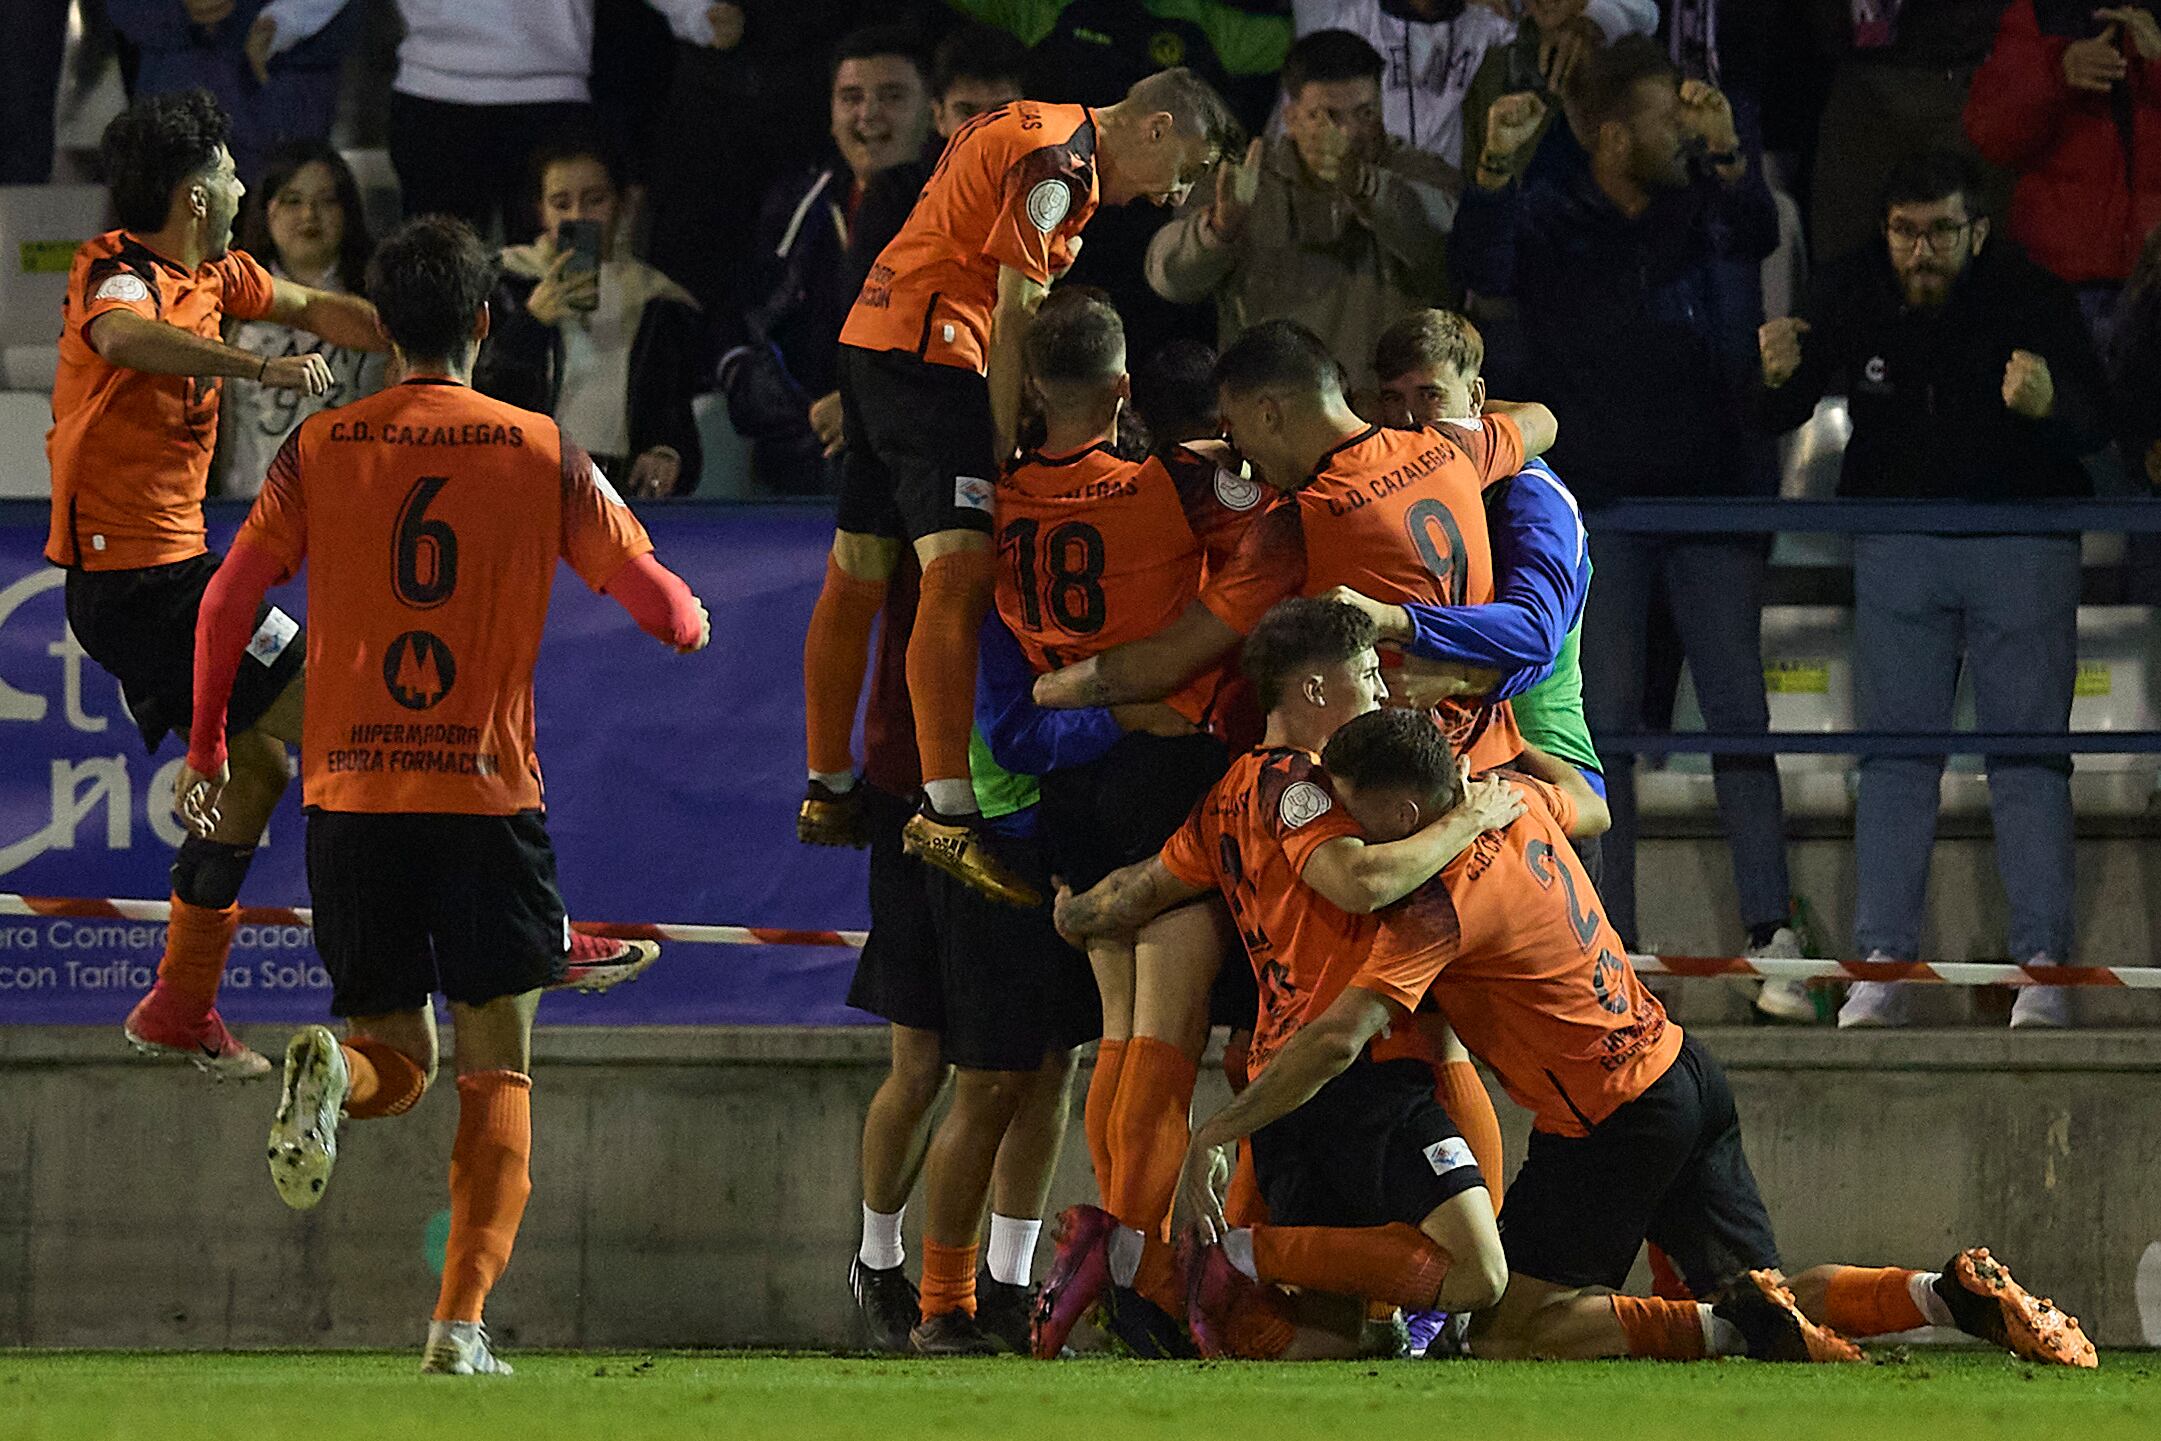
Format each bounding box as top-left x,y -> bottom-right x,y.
232,378 -> 654,814
994,441 -> 1283,727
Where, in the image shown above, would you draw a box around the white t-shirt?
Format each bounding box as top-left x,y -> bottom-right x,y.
553,260 -> 638,460
215,267 -> 387,497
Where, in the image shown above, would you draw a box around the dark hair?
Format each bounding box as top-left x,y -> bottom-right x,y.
1026,289 -> 1126,388
933,22 -> 1028,99
1215,319 -> 1345,401
238,140 -> 371,293
1563,35 -> 1676,136
2109,224 -> 2161,381
1882,147 -> 1986,216
526,126 -> 623,232
1241,599 -> 1377,712
367,216 -> 499,362
1321,707 -> 1464,817
1281,29 -> 1385,99
1373,309 -> 1483,386
1132,339 -> 1220,449
1126,67 -> 1245,162
101,88 -> 231,233
831,24 -> 931,91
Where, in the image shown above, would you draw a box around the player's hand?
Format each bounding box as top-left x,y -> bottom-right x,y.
244,14 -> 277,83
526,247 -> 596,328
1460,768 -> 1527,836
1757,317 -> 1810,388
1301,116 -> 1352,187
626,446 -> 682,497
1319,584 -> 1411,643
1171,1137 -> 1231,1243
1208,138 -> 1264,243
1677,79 -> 1740,155
1387,656 -> 1490,709
705,1 -> 745,48
1526,1 -> 1596,91
186,0 -> 236,26
260,353 -> 333,396
677,599 -> 712,655
2062,23 -> 2128,91
1051,879 -> 1087,950
1111,702 -> 1197,737
2100,7 -> 2161,60
176,761 -> 229,838
2003,349 -> 2055,419
1479,92 -> 1549,182
809,389 -> 846,457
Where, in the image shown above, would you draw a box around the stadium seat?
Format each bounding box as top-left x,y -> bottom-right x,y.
0,344 -> 58,392
0,185 -> 109,349
0,391 -> 53,497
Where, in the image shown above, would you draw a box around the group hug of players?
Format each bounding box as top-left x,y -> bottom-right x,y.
797,72 -> 2098,1367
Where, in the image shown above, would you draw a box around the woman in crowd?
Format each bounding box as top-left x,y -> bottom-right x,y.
215,141 -> 386,496
476,132 -> 706,496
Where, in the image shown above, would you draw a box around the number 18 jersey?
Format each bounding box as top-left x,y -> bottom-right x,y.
235,378 -> 653,814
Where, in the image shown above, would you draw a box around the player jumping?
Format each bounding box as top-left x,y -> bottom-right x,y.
179,216 -> 710,1376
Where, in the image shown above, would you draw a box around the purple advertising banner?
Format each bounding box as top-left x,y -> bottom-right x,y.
0,500 -> 875,1026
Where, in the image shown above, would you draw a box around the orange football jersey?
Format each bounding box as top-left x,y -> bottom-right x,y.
840,101 -> 1100,373
235,379 -> 652,814
1371,774 -> 1682,1137
46,233 -> 276,570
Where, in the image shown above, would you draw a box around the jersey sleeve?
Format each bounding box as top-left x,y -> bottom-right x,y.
982,147 -> 1087,284
1158,800 -> 1220,891
560,438 -> 655,591
1510,773 -> 1578,836
1442,413 -> 1524,488
1162,447 -> 1300,634
214,249 -> 278,323
234,429 -> 309,580
1266,758 -> 1365,876
1357,881 -> 1463,1009
75,248 -> 162,334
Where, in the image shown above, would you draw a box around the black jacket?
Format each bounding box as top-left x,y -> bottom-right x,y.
1751,246 -> 2105,500
476,261 -> 706,493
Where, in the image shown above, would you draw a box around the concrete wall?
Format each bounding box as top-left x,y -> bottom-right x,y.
4,1025 -> 2158,1350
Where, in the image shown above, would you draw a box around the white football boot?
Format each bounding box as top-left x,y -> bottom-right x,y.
267,1026 -> 349,1210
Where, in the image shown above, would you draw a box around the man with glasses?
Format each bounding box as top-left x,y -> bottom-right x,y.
1753,148 -> 2109,1030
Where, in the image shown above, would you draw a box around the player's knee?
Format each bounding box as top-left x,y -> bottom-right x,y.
170,835 -> 257,909
1438,1238 -> 1510,1315
950,1066 -> 1028,1117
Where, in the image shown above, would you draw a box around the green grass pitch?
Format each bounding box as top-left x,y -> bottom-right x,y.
7,1350 -> 2156,1440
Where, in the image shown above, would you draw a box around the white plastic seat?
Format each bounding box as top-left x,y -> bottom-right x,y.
0,184 -> 109,348
0,391 -> 53,497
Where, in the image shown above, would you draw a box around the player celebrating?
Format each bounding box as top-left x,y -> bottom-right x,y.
178,216 -> 710,1376
47,90 -> 379,1079
798,71 -> 1240,906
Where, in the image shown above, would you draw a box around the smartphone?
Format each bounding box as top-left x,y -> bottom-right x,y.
557,218 -> 603,310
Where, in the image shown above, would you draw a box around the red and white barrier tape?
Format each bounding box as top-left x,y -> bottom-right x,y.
3,892 -> 2152,988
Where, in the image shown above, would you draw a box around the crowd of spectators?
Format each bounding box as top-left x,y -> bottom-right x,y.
10,0 -> 2159,1009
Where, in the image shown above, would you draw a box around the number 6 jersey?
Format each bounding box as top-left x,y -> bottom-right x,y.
235,377 -> 654,813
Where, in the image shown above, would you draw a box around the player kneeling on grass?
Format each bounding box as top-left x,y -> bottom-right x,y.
1200,708 -> 2091,1368
179,216 -> 710,1377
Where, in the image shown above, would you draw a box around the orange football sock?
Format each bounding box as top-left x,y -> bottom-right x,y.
434,1071 -> 533,1323
1104,1037 -> 1196,1235
1819,1266 -> 1929,1336
1222,1142 -> 1268,1228
155,897 -> 239,1010
919,1238 -> 979,1321
1434,1059 -> 1504,1217
1249,1223 -> 1453,1310
802,555 -> 889,777
340,1038 -> 429,1119
1611,1295 -> 1708,1359
905,548 -> 994,794
1223,1281 -> 1297,1359
1083,1038 -> 1127,1195
1647,1244 -> 1694,1300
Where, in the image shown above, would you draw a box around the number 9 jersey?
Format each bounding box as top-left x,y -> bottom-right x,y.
235,378 -> 654,814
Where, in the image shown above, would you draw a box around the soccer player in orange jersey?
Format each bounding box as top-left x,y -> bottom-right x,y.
178,217 -> 710,1377
1040,600 -> 1527,1358
797,70 -> 1240,907
1032,319 -> 1555,778
1184,707 -> 2091,1368
46,91 -> 384,1079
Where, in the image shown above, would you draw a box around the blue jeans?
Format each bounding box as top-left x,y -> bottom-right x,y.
1582,532 -> 1791,946
1851,534 -> 2078,962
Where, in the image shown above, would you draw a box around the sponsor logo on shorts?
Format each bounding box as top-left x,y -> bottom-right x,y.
245,607 -> 300,668
1213,466 -> 1261,511
92,272 -> 152,304
955,475 -> 994,513
1026,178 -> 1072,234
1278,779 -> 1331,829
1424,1136 -> 1475,1176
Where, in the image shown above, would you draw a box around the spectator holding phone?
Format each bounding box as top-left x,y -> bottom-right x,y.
214,140 -> 388,496
476,130 -> 706,496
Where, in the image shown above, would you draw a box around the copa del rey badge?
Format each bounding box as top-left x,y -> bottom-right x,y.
1214,465 -> 1262,511
1278,779 -> 1332,829
1026,178 -> 1072,234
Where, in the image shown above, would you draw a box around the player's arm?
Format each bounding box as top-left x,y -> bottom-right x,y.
1031,598 -> 1246,709
178,539 -> 287,833
986,263 -> 1051,462
1054,856 -> 1208,945
602,553 -> 710,653
85,310 -> 333,394
1173,985 -> 1401,1238
265,275 -> 388,353
1295,772 -> 1526,914
1514,744 -> 1610,838
1484,398 -> 1555,459
976,611 -> 1132,775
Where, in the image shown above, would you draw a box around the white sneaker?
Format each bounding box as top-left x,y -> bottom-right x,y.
1837,957 -> 1912,1029
2010,954 -> 2072,1030
420,1320 -> 514,1376
1747,928 -> 1815,1022
267,1026 -> 349,1211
